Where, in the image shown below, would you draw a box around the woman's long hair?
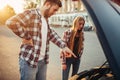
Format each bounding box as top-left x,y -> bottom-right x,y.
69,16 -> 85,53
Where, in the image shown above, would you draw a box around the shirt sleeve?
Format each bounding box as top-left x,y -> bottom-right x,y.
62,30 -> 68,43
5,10 -> 31,40
60,30 -> 69,64
49,27 -> 67,49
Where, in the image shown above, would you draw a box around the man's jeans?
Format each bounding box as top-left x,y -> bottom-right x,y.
19,58 -> 47,80
62,58 -> 80,80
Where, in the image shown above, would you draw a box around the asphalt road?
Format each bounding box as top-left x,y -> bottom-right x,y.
0,25 -> 106,80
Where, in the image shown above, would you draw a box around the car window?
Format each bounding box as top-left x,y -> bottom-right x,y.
111,0 -> 120,6
109,0 -> 120,14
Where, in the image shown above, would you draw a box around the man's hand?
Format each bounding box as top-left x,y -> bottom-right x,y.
62,47 -> 77,58
22,39 -> 33,46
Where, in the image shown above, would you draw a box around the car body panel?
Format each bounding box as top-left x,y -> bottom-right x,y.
81,0 -> 120,79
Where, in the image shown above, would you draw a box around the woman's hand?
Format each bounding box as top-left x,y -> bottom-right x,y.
22,39 -> 33,46
62,64 -> 67,70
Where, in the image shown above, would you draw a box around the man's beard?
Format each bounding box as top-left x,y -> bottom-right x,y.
44,8 -> 50,18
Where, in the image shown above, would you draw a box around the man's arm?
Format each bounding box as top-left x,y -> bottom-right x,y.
49,28 -> 66,48
5,10 -> 31,39
49,28 -> 76,58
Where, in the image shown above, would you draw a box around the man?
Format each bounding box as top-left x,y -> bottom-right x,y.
6,0 -> 76,80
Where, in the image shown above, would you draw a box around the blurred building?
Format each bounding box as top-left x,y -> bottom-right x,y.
23,0 -> 93,30
24,0 -> 85,13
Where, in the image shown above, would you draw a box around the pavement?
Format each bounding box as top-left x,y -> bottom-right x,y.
0,25 -> 106,80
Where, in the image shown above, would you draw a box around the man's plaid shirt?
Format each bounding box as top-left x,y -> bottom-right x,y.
6,9 -> 66,68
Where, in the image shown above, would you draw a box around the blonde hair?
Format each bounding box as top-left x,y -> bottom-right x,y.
71,16 -> 85,31
69,16 -> 85,52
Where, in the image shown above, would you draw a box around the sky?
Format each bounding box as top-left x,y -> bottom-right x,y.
0,0 -> 25,13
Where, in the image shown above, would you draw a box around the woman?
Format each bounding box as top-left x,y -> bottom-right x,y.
61,16 -> 85,80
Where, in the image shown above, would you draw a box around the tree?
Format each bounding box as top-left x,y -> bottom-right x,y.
0,5 -> 16,25
24,1 -> 37,10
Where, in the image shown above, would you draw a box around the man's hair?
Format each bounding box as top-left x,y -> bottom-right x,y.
44,0 -> 62,7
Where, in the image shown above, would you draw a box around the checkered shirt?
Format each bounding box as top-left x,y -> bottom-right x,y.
6,8 -> 66,68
